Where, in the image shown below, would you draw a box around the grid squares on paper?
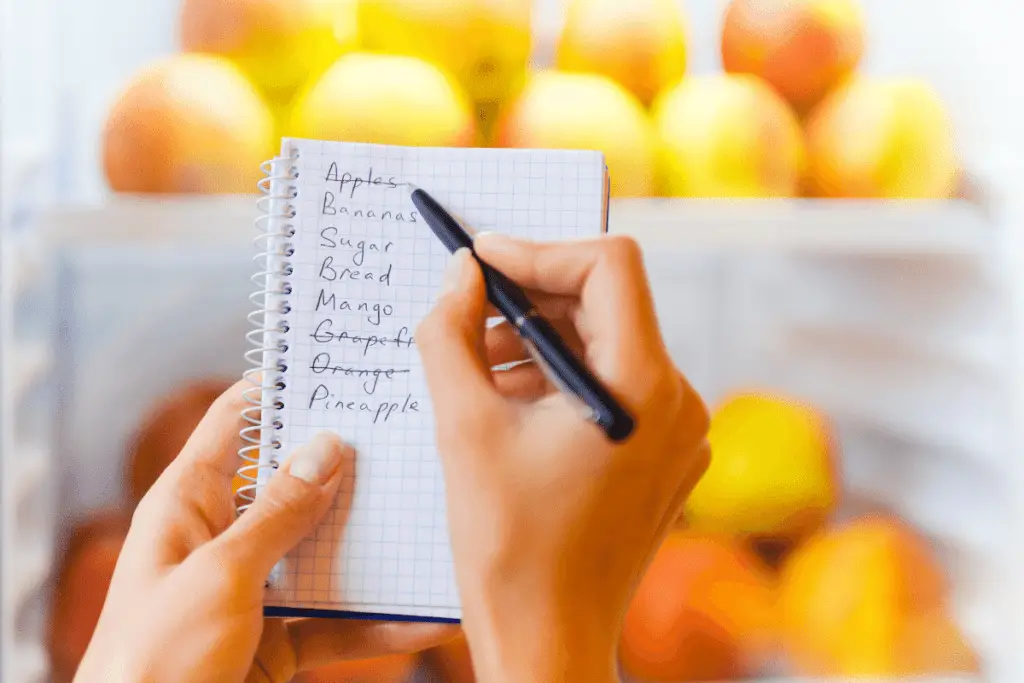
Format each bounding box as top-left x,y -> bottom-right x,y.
263,140 -> 605,620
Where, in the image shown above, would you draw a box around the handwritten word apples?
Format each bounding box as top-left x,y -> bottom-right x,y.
48,511 -> 131,683
653,74 -> 806,197
102,55 -> 275,194
779,516 -> 980,676
721,0 -> 866,112
683,392 -> 838,548
180,0 -> 356,107
125,377 -> 235,506
358,0 -> 531,108
620,533 -> 775,681
289,53 -> 475,147
805,78 -> 960,199
294,654 -> 419,683
495,71 -> 657,197
556,0 -> 688,107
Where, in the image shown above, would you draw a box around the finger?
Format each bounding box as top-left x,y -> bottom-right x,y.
165,376 -> 250,481
483,291 -> 577,321
475,232 -> 671,405
492,362 -> 553,401
205,432 -> 355,580
485,318 -> 583,368
417,248 -> 506,435
474,232 -> 658,340
124,378 -> 251,566
289,619 -> 460,671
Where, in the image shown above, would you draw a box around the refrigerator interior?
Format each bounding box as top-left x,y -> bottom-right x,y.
2,1 -> 1023,682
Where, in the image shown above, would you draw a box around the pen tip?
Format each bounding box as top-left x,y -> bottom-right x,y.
405,182 -> 421,195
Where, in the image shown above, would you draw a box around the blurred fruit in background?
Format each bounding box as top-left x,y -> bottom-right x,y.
805,78 -> 960,199
358,0 -> 532,108
294,653 -> 420,683
288,52 -> 475,147
98,0 -> 965,202
496,71 -> 656,197
620,532 -> 775,682
102,54 -> 276,194
682,392 -> 838,550
652,74 -> 806,198
125,377 -> 235,506
555,0 -> 688,107
779,515 -> 979,676
424,632 -> 475,682
47,510 -> 131,683
179,0 -> 357,111
721,0 -> 866,114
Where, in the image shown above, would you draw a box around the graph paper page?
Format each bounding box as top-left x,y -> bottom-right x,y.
262,138 -> 607,620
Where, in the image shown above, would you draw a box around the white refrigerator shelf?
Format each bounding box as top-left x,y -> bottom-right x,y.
34,195 -> 993,256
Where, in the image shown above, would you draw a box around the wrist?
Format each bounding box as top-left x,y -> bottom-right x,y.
459,584 -> 621,683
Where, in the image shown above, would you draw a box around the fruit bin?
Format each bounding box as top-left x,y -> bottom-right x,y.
2,193 -> 1021,683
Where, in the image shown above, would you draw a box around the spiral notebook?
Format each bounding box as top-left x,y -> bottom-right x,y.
240,138 -> 610,622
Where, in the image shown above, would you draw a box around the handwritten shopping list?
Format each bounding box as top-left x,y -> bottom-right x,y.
263,140 -> 606,618
302,163 -> 427,427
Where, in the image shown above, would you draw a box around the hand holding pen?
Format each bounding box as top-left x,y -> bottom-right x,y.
408,184 -> 636,442
413,217 -> 711,683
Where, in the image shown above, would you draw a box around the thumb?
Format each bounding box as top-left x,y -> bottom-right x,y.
416,247 -> 503,429
209,432 -> 354,580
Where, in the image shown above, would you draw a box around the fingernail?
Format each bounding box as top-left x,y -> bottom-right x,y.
441,248 -> 470,297
287,432 -> 347,485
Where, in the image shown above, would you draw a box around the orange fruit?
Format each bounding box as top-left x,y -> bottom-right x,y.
555,0 -> 688,106
102,54 -> 275,194
620,532 -> 775,681
496,70 -> 657,198
180,0 -> 357,107
721,0 -> 866,112
805,77 -> 960,199
47,510 -> 131,683
779,515 -> 979,676
652,74 -> 806,197
288,53 -> 475,147
125,377 -> 235,506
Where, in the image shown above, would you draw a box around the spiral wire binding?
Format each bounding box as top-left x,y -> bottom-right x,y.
238,150 -> 301,514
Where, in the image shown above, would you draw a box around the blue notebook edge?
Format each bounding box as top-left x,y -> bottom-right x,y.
264,606 -> 461,624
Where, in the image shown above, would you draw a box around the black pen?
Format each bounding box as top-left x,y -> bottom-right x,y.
407,183 -> 635,443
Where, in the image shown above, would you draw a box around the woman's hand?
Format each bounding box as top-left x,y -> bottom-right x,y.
74,380 -> 457,683
416,234 -> 711,683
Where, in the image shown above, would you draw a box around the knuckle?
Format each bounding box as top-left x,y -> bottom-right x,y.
603,234 -> 644,267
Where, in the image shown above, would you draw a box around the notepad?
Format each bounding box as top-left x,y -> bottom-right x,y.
239,139 -> 610,621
